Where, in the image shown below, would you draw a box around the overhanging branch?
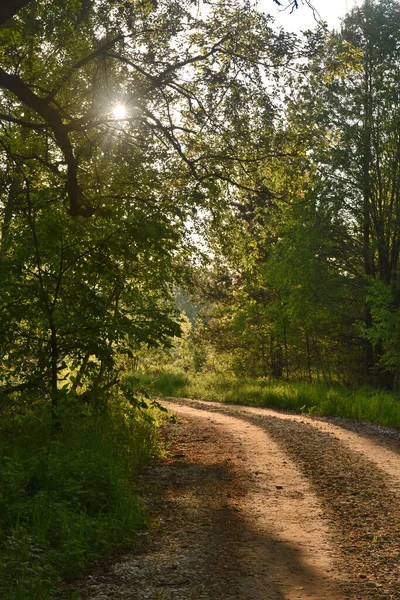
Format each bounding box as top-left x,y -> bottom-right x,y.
0,0 -> 31,26
0,67 -> 92,216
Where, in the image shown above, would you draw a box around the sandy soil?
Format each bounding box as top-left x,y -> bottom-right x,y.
188,399 -> 400,493
71,398 -> 400,600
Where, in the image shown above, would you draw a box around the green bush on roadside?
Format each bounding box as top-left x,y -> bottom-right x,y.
0,394 -> 162,600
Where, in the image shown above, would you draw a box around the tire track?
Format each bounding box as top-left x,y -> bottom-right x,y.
166,398 -> 400,599
166,402 -> 343,600
167,398 -> 400,493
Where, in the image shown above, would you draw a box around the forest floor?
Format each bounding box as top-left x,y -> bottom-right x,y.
71,398 -> 400,600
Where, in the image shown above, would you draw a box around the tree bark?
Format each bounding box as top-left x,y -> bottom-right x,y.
283,322 -> 289,380
305,332 -> 312,384
0,176 -> 21,257
0,67 -> 88,216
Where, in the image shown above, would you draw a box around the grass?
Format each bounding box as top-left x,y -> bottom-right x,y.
0,393 -> 162,600
4,370 -> 398,597
139,369 -> 400,429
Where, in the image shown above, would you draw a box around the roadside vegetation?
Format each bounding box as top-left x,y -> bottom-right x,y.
0,1 -> 279,597
0,390 -> 162,600
140,369 -> 400,429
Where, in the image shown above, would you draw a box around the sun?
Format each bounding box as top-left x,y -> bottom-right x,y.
112,103 -> 127,119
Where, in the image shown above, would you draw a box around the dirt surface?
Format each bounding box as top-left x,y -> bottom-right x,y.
73,398 -> 400,600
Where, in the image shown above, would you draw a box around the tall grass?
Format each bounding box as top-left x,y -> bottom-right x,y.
139,370 -> 400,429
0,394 -> 162,599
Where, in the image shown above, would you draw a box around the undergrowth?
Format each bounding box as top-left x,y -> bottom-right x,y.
139,369 -> 400,429
0,392 -> 162,600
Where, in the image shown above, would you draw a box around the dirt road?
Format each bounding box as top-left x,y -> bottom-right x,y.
77,398 -> 400,600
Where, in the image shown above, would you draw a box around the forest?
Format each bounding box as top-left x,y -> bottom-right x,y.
1,0 -> 400,597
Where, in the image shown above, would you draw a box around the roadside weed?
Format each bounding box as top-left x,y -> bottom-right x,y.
139,370 -> 400,429
0,397 -> 162,599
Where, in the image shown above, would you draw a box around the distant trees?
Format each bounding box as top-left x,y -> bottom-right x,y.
4,0 -> 400,400
190,0 -> 400,390
296,0 -> 400,387
338,0 -> 400,387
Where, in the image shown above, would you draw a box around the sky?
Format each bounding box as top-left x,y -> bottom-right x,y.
260,0 -> 362,32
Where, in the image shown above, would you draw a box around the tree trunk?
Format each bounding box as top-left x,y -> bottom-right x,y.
72,352 -> 91,392
362,55 -> 374,385
0,177 -> 21,257
284,322 -> 289,380
305,332 -> 312,384
50,326 -> 61,429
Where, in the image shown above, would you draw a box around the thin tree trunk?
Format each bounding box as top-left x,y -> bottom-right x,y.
0,177 -> 21,257
284,322 -> 289,380
362,55 -> 374,385
50,326 -> 61,429
72,352 -> 91,392
305,332 -> 312,384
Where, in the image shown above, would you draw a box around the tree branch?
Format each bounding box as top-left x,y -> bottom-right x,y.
0,67 -> 92,216
0,0 -> 31,26
0,113 -> 48,129
46,34 -> 124,103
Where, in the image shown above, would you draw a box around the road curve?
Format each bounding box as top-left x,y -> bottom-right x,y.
166,401 -> 343,600
75,397 -> 400,600
168,397 -> 400,492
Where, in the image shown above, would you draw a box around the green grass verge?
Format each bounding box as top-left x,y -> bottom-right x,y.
0,395 -> 161,600
138,370 -> 400,429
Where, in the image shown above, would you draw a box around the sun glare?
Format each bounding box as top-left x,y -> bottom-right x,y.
113,103 -> 127,119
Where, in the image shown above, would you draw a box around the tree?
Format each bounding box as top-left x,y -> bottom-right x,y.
194,136 -> 363,383
316,0 -> 400,386
0,158 -> 182,414
0,0 -> 292,216
0,1 -> 318,28
273,0 -> 400,388
342,0 -> 400,387
0,0 -> 296,408
0,0 -> 31,26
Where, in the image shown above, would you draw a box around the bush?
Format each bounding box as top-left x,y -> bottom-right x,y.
139,370 -> 189,397
0,395 -> 162,599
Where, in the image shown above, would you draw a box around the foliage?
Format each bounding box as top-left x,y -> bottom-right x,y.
365,280 -> 400,378
0,392 -> 162,599
0,0 -> 298,412
0,183 -> 181,410
178,0 -> 400,391
284,0 -> 400,387
141,369 -> 400,429
188,178 -> 363,383
0,0 -> 293,213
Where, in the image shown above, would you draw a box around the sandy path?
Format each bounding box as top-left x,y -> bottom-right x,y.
166,402 -> 342,600
71,399 -> 400,600
169,398 -> 400,492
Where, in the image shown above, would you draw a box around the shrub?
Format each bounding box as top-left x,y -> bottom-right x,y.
0,395 -> 161,599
